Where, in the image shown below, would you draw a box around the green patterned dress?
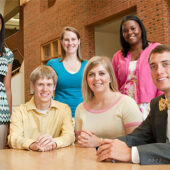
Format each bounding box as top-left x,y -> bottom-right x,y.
0,47 -> 13,124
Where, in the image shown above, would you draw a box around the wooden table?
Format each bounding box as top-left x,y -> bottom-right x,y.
0,146 -> 170,170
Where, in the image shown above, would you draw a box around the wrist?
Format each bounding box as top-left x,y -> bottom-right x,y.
29,142 -> 36,151
55,142 -> 57,149
97,137 -> 103,146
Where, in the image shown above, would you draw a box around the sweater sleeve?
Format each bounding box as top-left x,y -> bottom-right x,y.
75,104 -> 83,135
121,96 -> 143,127
112,51 -> 121,90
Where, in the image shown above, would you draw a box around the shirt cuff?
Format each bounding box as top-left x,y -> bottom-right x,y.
24,139 -> 35,150
132,146 -> 140,164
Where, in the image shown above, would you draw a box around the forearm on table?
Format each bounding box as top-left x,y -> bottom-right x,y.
8,135 -> 35,150
137,143 -> 170,165
53,133 -> 75,148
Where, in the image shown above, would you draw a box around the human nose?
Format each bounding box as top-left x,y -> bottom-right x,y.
67,39 -> 73,45
42,85 -> 48,91
157,64 -> 164,74
94,74 -> 99,80
127,29 -> 133,35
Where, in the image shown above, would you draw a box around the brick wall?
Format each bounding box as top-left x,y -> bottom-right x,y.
23,0 -> 170,101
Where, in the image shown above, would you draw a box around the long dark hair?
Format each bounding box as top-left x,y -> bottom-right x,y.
0,13 -> 5,56
120,15 -> 149,57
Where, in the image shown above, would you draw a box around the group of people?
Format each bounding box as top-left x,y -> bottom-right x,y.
1,12 -> 170,165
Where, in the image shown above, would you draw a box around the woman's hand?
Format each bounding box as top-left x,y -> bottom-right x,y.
77,130 -> 102,148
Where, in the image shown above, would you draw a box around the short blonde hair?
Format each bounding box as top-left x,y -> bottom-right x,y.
82,56 -> 118,102
30,65 -> 57,85
60,26 -> 83,62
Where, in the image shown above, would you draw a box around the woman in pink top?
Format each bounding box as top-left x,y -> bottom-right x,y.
75,56 -> 142,148
112,15 -> 162,119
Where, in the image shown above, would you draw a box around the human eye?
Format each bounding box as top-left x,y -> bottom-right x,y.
71,38 -> 76,41
150,64 -> 157,71
131,26 -> 136,30
99,72 -> 105,76
64,38 -> 69,42
88,72 -> 95,77
122,29 -> 127,33
47,83 -> 53,87
163,61 -> 170,67
37,83 -> 43,87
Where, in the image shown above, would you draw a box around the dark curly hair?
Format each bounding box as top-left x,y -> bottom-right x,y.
120,15 -> 149,57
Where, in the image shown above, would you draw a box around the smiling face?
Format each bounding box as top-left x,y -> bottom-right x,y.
149,51 -> 170,95
61,30 -> 80,56
31,77 -> 55,106
122,20 -> 142,46
87,64 -> 111,95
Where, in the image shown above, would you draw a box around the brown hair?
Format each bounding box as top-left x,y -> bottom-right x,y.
149,45 -> 170,62
60,26 -> 83,62
30,65 -> 57,86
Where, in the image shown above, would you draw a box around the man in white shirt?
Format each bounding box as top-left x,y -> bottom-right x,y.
97,45 -> 170,164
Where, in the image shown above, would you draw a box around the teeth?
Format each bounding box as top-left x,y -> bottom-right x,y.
41,93 -> 49,96
94,83 -> 102,87
158,78 -> 166,81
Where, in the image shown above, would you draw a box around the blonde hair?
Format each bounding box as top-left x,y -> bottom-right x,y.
60,26 -> 83,62
30,65 -> 57,85
82,56 -> 118,102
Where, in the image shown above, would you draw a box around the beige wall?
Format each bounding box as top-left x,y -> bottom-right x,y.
95,31 -> 120,59
0,0 -> 6,15
12,61 -> 25,109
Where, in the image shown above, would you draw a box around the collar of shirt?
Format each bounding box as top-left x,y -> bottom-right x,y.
26,96 -> 59,112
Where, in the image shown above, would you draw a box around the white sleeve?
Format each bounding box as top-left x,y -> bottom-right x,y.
132,146 -> 140,164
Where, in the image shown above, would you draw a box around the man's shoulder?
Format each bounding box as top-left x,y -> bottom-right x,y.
151,94 -> 165,104
13,97 -> 36,113
150,94 -> 165,111
51,100 -> 72,118
12,102 -> 29,117
51,99 -> 70,110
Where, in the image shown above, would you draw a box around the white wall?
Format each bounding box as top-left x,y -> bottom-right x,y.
12,61 -> 25,108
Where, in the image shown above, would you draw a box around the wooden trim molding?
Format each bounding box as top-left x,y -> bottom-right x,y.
20,0 -> 30,6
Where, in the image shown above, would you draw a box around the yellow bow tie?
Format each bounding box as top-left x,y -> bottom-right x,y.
159,98 -> 170,111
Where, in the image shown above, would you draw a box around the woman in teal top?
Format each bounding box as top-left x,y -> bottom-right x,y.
47,26 -> 87,118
